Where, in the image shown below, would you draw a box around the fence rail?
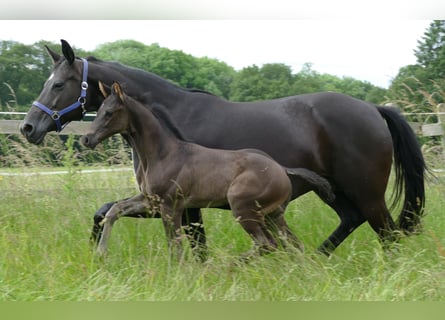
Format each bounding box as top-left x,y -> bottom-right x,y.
1,106 -> 445,165
0,119 -> 92,135
1,110 -> 444,137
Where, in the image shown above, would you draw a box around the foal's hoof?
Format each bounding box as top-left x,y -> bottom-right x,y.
238,250 -> 258,263
96,246 -> 108,259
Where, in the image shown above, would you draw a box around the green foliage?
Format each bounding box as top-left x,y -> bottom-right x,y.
230,64 -> 294,101
230,62 -> 385,103
0,39 -> 386,110
415,20 -> 445,79
93,40 -> 236,99
0,133 -> 132,168
0,40 -> 91,109
388,21 -> 445,110
0,40 -> 50,107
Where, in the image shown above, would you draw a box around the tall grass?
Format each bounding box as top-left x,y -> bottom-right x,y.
0,166 -> 444,301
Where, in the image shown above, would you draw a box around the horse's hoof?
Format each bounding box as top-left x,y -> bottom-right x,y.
96,246 -> 108,258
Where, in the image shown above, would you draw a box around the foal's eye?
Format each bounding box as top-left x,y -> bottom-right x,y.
105,110 -> 113,117
53,82 -> 65,90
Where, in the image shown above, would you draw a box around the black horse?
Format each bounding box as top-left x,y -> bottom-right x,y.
20,40 -> 426,258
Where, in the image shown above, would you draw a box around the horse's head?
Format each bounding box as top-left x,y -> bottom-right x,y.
81,82 -> 128,149
20,40 -> 95,144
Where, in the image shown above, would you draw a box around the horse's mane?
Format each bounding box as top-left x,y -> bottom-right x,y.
87,56 -> 215,96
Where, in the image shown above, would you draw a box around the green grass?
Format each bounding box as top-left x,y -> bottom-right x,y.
0,167 -> 444,301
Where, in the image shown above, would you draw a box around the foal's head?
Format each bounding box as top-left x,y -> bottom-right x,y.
81,82 -> 129,149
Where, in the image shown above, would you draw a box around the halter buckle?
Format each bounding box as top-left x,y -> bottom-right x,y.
78,97 -> 86,105
51,112 -> 61,120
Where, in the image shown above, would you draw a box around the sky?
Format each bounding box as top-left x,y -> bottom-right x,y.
0,19 -> 433,88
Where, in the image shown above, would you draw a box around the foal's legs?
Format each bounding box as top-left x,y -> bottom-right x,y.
229,198 -> 278,256
236,210 -> 278,256
96,194 -> 158,256
90,202 -> 207,260
90,198 -> 147,244
160,203 -> 186,261
265,208 -> 304,252
182,208 -> 207,261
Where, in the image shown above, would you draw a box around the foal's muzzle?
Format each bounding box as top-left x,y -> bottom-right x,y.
80,134 -> 98,149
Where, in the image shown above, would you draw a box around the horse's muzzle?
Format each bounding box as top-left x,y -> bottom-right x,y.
80,134 -> 98,149
20,120 -> 46,145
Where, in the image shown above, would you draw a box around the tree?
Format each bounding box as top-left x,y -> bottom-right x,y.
0,40 -> 92,110
414,20 -> 445,79
194,57 -> 236,99
93,40 -> 235,97
292,63 -> 386,104
0,40 -> 53,108
230,63 -> 294,101
387,21 -> 445,111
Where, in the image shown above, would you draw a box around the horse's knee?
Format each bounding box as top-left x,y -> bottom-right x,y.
94,202 -> 116,223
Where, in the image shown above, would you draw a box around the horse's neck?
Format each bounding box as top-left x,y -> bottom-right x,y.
92,61 -> 186,109
126,103 -> 179,170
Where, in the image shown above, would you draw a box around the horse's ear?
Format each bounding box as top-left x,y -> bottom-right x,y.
44,45 -> 61,64
98,81 -> 110,98
112,82 -> 125,103
61,39 -> 75,65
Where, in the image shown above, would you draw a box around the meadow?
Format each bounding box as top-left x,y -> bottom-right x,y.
1,164 -> 444,301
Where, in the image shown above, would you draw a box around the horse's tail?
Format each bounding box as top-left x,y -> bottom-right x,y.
376,106 -> 427,234
285,167 -> 335,203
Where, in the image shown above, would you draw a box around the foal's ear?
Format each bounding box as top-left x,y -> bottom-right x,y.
98,81 -> 110,98
112,82 -> 125,103
61,39 -> 75,65
45,45 -> 61,64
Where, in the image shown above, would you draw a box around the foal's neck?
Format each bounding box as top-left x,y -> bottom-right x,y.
126,100 -> 179,169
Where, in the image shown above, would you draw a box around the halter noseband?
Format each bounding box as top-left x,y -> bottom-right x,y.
32,58 -> 89,132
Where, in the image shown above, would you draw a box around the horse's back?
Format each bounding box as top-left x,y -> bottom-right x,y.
232,92 -> 393,200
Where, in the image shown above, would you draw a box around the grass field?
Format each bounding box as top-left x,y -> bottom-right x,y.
1,166 -> 444,301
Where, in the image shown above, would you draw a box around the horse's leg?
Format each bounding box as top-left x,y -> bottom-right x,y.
265,207 -> 304,252
317,191 -> 367,256
96,193 -> 156,256
182,208 -> 207,262
357,199 -> 399,249
229,195 -> 278,257
90,198 -> 161,245
237,211 -> 277,257
91,201 -> 115,245
160,203 -> 185,262
90,203 -> 206,258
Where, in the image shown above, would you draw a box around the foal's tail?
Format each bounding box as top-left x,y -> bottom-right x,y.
285,168 -> 335,203
376,106 -> 427,234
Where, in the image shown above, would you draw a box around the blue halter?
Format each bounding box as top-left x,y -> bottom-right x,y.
32,58 -> 89,132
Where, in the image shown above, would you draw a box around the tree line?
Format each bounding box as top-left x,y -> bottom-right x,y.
2,21 -> 444,113
1,39 -> 388,111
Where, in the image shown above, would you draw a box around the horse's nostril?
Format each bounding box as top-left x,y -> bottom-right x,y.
81,135 -> 90,146
21,123 -> 34,134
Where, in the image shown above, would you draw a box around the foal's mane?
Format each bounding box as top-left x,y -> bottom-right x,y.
126,93 -> 188,142
150,104 -> 189,142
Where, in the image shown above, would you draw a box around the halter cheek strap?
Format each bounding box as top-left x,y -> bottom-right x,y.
32,58 -> 89,133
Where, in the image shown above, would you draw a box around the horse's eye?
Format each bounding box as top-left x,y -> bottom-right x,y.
105,110 -> 112,117
53,82 -> 64,90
